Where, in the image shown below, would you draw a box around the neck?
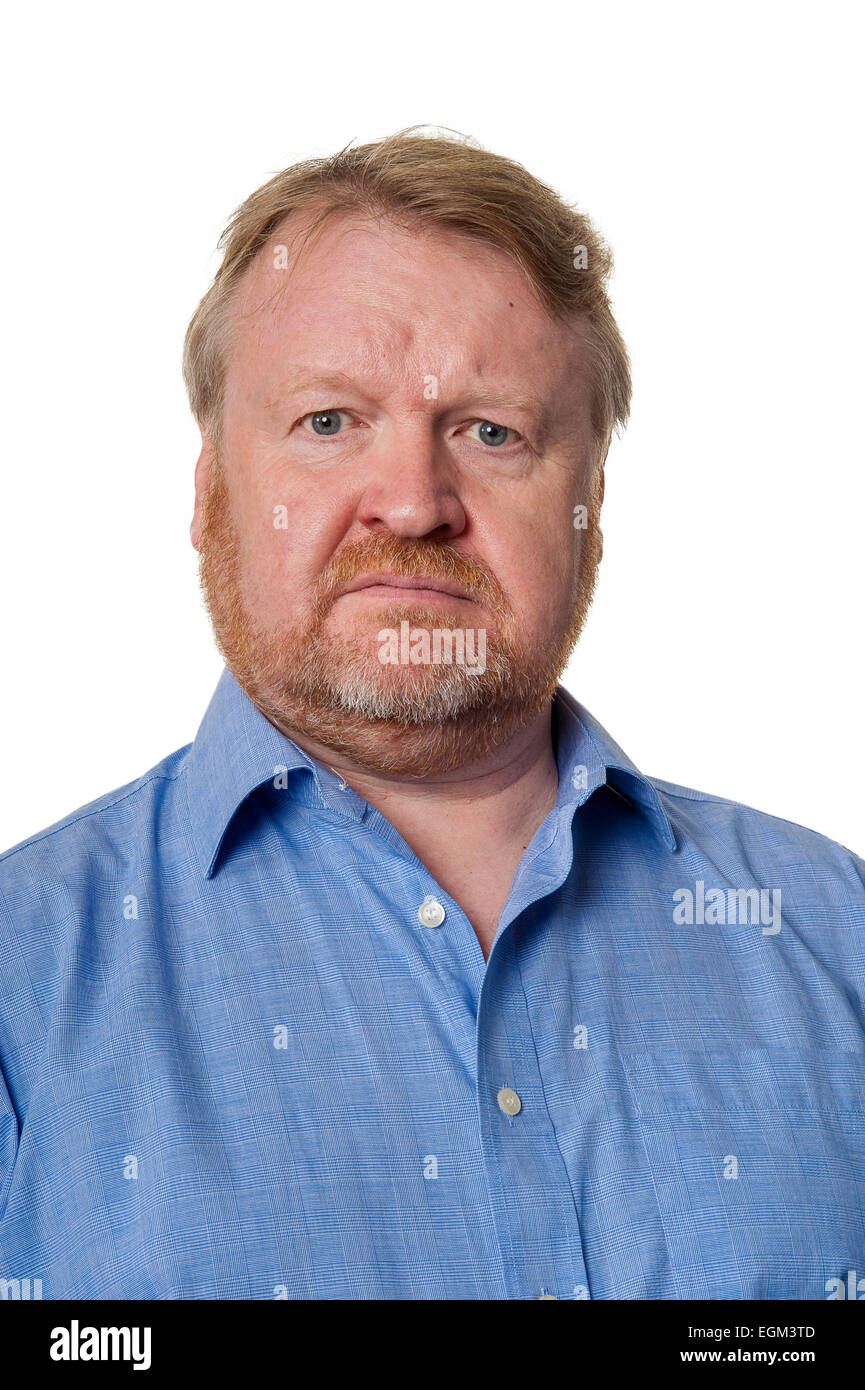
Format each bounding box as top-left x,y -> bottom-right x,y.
276,703 -> 557,828
267,703 -> 560,960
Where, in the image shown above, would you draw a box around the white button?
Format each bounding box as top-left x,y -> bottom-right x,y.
418,897 -> 445,929
497,1087 -> 522,1116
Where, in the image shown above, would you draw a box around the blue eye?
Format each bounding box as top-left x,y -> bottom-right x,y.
301,412 -> 516,447
309,410 -> 345,436
473,421 -> 511,447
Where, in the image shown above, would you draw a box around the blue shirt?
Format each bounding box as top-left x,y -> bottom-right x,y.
1,668 -> 864,1301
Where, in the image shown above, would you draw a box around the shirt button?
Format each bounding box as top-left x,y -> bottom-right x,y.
418,897 -> 446,928
497,1087 -> 522,1116
539,1294 -> 559,1300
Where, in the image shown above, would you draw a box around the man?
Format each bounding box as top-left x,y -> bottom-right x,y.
1,129 -> 863,1302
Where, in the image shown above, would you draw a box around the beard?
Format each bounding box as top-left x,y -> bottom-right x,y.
198,460 -> 602,776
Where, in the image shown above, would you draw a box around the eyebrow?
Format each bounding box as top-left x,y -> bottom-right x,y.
265,371 -> 555,440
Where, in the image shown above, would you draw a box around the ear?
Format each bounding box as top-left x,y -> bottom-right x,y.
596,436 -> 610,506
592,445 -> 607,567
189,434 -> 216,551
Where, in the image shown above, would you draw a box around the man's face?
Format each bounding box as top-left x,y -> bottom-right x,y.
192,212 -> 603,776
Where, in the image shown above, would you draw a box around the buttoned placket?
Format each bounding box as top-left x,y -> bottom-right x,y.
306,751 -> 595,1299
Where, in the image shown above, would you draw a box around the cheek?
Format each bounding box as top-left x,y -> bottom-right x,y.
235,486 -> 348,625
498,518 -> 579,626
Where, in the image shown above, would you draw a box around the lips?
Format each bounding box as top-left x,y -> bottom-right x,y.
340,573 -> 475,602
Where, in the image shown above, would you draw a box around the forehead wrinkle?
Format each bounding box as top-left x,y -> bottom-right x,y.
251,278 -> 424,369
257,338 -> 581,434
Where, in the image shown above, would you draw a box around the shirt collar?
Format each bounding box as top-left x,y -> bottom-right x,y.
551,685 -> 677,853
185,667 -> 675,878
184,667 -> 363,879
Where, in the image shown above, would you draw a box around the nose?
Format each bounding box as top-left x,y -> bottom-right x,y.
354,417 -> 466,541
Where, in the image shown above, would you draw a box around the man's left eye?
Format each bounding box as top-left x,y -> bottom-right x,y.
305,409 -> 350,436
468,420 -> 515,447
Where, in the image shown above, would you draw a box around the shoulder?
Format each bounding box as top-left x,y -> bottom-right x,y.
649,773 -> 865,898
0,744 -> 192,915
0,743 -> 195,1132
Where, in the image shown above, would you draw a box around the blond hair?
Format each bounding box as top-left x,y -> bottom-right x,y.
182,125 -> 631,459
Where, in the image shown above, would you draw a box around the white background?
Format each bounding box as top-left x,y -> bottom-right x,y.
1,0 -> 862,853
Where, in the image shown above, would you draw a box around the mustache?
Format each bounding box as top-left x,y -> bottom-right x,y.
313,534 -> 507,614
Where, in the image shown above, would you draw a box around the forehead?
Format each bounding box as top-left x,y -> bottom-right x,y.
226,211 -> 589,409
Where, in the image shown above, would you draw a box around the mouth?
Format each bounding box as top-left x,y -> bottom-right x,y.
338,573 -> 477,604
